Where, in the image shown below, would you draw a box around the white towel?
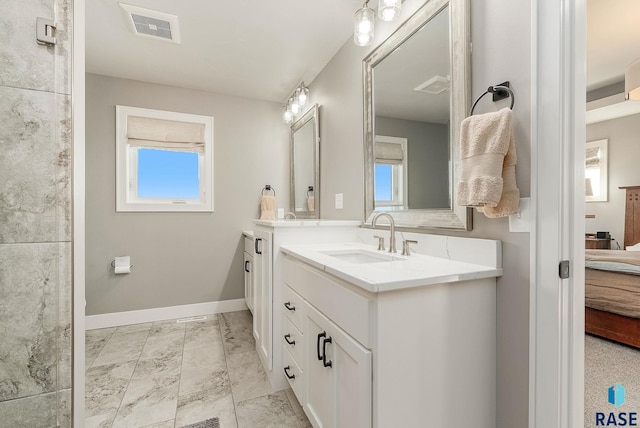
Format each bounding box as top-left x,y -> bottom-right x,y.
259,195 -> 276,220
457,108 -> 513,208
307,195 -> 315,211
478,132 -> 520,218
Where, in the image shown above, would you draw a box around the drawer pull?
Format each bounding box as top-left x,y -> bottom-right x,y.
255,238 -> 262,255
284,301 -> 296,311
284,334 -> 296,345
322,336 -> 333,368
317,332 -> 326,361
284,366 -> 295,380
244,260 -> 250,272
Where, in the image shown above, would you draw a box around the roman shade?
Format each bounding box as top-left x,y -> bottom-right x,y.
127,116 -> 206,154
375,141 -> 404,165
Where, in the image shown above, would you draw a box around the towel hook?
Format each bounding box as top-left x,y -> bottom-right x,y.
261,185 -> 276,196
307,186 -> 314,197
469,81 -> 515,116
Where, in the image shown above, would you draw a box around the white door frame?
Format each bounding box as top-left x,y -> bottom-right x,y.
529,0 -> 585,427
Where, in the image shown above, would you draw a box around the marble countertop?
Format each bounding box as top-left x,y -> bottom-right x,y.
254,219 -> 362,228
242,230 -> 254,238
280,242 -> 503,293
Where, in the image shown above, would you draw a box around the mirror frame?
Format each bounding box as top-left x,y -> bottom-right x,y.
363,0 -> 472,230
290,104 -> 320,218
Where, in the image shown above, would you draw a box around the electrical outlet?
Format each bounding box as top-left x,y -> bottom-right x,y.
335,193 -> 343,209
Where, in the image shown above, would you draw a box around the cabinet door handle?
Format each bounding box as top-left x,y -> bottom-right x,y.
244,260 -> 250,272
284,334 -> 296,345
284,366 -> 295,380
255,238 -> 262,255
322,336 -> 333,368
284,302 -> 295,311
317,332 -> 326,361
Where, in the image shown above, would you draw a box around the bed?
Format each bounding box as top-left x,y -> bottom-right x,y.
585,249 -> 640,347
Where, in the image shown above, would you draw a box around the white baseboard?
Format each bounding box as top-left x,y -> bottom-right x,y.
85,298 -> 248,330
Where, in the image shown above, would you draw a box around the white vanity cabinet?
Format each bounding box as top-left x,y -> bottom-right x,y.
242,233 -> 255,314
282,243 -> 499,428
252,220 -> 361,391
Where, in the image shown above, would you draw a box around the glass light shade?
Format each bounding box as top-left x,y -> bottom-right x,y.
297,85 -> 309,108
283,106 -> 294,124
354,6 -> 375,47
378,0 -> 401,21
290,97 -> 301,116
625,58 -> 640,100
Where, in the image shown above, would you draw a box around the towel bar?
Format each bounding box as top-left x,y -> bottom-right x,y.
261,185 -> 276,196
470,81 -> 515,116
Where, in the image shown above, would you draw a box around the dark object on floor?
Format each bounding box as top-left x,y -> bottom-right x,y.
182,417 -> 220,428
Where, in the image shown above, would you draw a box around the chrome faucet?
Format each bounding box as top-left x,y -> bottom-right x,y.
372,212 -> 397,253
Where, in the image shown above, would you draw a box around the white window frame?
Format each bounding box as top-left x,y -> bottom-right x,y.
374,135 -> 408,209
115,105 -> 214,212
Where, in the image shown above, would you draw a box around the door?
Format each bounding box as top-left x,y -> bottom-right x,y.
254,229 -> 273,369
304,302 -> 371,428
244,252 -> 254,313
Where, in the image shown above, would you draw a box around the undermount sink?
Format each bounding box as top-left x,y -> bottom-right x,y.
320,248 -> 404,264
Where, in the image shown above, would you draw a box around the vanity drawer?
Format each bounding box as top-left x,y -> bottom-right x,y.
244,236 -> 254,253
283,347 -> 304,404
282,315 -> 305,370
284,256 -> 373,348
283,285 -> 305,331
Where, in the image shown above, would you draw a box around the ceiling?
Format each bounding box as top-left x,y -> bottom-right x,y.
587,0 -> 640,92
86,0 -> 361,103
85,0 -> 640,107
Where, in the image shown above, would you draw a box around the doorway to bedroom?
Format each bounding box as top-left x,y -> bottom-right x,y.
584,0 -> 640,424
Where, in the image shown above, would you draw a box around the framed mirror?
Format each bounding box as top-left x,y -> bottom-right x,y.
585,139 -> 608,202
290,104 -> 320,218
363,0 -> 471,230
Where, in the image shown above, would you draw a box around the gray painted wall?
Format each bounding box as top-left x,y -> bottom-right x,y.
376,116 -> 450,209
309,1 -> 532,426
586,113 -> 640,246
85,73 -> 288,315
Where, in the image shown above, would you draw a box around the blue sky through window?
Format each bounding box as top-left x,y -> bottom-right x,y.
374,164 -> 392,201
137,148 -> 200,199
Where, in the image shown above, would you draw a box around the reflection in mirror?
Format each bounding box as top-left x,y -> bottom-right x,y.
586,139 -> 608,202
364,0 -> 471,229
290,104 -> 320,218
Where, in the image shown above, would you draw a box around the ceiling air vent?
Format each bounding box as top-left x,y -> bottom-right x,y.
119,3 -> 181,44
414,75 -> 450,94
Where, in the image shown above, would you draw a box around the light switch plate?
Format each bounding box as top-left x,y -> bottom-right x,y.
277,208 -> 284,219
509,197 -> 530,233
335,193 -> 343,209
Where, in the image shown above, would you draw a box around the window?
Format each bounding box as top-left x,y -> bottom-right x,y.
374,136 -> 407,209
116,106 -> 214,212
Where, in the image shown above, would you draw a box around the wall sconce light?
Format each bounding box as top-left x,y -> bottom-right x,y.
354,0 -> 402,47
625,58 -> 640,101
282,82 -> 310,124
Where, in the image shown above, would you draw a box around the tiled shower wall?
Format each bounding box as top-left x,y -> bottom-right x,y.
0,0 -> 73,427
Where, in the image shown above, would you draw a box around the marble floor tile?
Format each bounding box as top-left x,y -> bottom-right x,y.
141,420 -> 175,428
175,392 -> 237,428
112,374 -> 179,428
227,350 -> 274,403
139,331 -> 185,361
85,411 -> 116,428
115,322 -> 152,334
179,361 -> 229,397
235,390 -> 301,428
85,361 -> 137,418
285,387 -> 310,428
184,316 -> 222,351
182,341 -> 226,370
85,328 -> 116,368
133,354 -> 183,380
91,329 -> 149,367
219,311 -> 255,356
149,318 -> 187,337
